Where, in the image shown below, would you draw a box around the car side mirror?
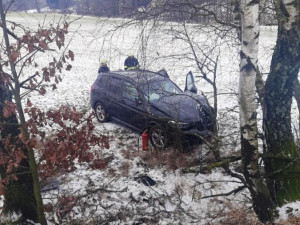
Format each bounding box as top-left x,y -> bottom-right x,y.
188,85 -> 197,94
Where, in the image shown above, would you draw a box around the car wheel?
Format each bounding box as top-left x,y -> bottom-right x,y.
95,102 -> 108,123
149,125 -> 168,149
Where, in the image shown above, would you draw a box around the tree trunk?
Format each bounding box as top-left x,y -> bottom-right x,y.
264,0 -> 300,205
293,78 -> 300,133
0,2 -> 48,224
0,80 -> 37,222
239,0 -> 273,222
255,69 -> 265,110
34,0 -> 41,13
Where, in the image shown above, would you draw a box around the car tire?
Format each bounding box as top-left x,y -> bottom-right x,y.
149,125 -> 168,149
95,102 -> 108,123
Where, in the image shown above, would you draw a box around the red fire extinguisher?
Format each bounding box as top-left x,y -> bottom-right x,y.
142,130 -> 149,151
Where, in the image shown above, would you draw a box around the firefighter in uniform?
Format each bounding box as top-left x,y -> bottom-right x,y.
124,53 -> 140,70
98,58 -> 110,73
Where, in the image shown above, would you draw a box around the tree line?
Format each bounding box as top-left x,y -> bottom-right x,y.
8,0 -> 276,25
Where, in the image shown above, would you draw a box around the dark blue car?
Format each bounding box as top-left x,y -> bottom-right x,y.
90,69 -> 213,149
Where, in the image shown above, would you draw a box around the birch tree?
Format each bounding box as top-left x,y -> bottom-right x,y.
264,0 -> 300,205
239,0 -> 273,221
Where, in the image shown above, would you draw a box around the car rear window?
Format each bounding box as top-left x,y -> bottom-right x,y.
98,75 -> 110,87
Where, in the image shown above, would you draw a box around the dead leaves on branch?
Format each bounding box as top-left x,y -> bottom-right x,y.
68,50 -> 75,61
20,22 -> 69,53
1,20 -> 74,96
0,17 -> 81,197
0,136 -> 28,195
25,104 -> 110,178
9,48 -> 19,62
1,103 -> 111,193
2,100 -> 16,118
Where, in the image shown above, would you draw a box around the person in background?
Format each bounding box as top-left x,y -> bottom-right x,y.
98,58 -> 110,73
124,53 -> 140,70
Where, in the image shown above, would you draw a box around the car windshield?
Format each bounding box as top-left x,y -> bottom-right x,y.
141,78 -> 183,102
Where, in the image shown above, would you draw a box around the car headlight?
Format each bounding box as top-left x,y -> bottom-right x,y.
168,120 -> 190,129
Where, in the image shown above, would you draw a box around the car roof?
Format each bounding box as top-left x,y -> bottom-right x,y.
102,70 -> 166,83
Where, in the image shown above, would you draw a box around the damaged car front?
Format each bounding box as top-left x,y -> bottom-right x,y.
140,73 -> 214,148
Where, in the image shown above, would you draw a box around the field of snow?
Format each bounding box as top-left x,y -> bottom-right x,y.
0,12 -> 298,224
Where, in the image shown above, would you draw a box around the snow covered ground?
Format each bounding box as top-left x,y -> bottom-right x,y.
0,12 -> 299,224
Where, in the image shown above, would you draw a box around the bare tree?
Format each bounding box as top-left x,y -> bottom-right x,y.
73,0 -> 120,16
34,0 -> 41,12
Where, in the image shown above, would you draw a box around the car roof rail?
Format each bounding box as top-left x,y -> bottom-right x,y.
101,69 -> 170,81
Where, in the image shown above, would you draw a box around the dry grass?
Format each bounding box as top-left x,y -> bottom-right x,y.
118,161 -> 131,176
217,204 -> 263,225
107,168 -> 117,177
141,148 -> 200,170
276,215 -> 300,225
121,146 -> 140,159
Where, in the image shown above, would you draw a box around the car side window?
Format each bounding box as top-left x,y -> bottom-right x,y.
123,82 -> 138,101
98,75 -> 110,88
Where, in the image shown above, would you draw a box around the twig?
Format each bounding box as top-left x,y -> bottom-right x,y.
201,185 -> 246,199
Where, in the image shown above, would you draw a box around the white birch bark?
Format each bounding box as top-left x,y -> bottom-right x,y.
240,0 -> 259,172
239,0 -> 273,221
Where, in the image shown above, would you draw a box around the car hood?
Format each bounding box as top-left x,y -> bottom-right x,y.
151,94 -> 208,122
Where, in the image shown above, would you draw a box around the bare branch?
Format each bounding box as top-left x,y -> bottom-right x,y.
201,185 -> 246,199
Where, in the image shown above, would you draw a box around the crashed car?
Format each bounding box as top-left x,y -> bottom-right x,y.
90,69 -> 214,149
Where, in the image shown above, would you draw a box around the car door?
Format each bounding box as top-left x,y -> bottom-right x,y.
184,71 -> 197,93
120,81 -> 148,129
105,76 -> 125,119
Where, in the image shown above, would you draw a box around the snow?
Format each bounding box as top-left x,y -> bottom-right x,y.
0,12 -> 297,224
276,201 -> 300,222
